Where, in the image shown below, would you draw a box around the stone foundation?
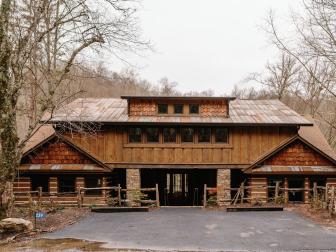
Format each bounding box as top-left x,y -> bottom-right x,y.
126,169 -> 141,206
217,169 -> 231,206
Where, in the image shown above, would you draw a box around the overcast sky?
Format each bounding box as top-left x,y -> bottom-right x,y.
103,0 -> 301,95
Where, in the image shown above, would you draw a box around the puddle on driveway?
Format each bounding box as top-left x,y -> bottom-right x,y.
0,238 -> 114,252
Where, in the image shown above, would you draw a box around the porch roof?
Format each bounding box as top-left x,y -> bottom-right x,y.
19,164 -> 107,173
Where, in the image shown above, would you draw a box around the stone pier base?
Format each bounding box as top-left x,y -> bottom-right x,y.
126,169 -> 141,206
217,169 -> 231,206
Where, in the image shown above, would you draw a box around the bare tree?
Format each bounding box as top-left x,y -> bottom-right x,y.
0,0 -> 149,214
247,53 -> 300,100
264,0 -> 336,147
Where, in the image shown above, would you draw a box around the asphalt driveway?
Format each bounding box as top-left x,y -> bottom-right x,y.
45,208 -> 336,251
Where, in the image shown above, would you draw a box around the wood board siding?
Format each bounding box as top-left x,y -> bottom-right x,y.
264,139 -> 334,166
64,126 -> 296,166
248,177 -> 267,203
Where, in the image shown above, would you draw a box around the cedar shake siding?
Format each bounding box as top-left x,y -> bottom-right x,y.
264,140 -> 334,167
21,138 -> 93,165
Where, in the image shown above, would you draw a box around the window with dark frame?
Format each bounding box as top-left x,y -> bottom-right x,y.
198,128 -> 211,142
158,104 -> 168,114
215,128 -> 229,143
163,128 -> 177,143
181,128 -> 194,142
58,176 -> 76,193
146,127 -> 160,142
129,127 -> 142,143
85,177 -> 102,196
31,175 -> 49,192
189,104 -> 199,114
174,104 -> 184,114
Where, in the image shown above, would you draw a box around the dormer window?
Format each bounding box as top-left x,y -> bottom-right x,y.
189,104 -> 199,114
174,104 -> 184,114
158,104 -> 168,114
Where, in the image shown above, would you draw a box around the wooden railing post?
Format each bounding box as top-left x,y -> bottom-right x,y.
37,187 -> 42,207
203,184 -> 207,208
240,182 -> 245,204
117,184 -> 122,207
155,184 -> 160,207
313,182 -> 317,202
77,188 -> 82,208
329,186 -> 335,215
275,181 -> 280,204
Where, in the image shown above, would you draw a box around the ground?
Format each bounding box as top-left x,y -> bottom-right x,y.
3,207 -> 336,251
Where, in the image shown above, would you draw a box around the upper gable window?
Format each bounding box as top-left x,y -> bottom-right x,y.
158,104 -> 168,114
129,127 -> 142,143
215,128 -> 229,143
174,104 -> 184,114
189,104 -> 199,114
198,128 -> 211,142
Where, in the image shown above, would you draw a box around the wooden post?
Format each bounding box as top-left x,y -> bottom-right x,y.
313,182 -> 317,200
203,184 -> 207,208
117,184 -> 122,207
284,178 -> 288,204
155,184 -> 160,207
329,186 -> 335,215
325,185 -> 329,203
38,187 -> 42,207
275,181 -> 280,204
240,182 -> 244,204
77,188 -> 82,208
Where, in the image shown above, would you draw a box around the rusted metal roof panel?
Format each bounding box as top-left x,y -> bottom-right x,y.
253,165 -> 336,173
19,164 -> 106,172
50,98 -> 312,125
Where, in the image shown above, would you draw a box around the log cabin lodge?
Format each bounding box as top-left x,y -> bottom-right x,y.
15,96 -> 336,206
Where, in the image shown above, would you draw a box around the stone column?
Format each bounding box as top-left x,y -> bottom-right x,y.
217,169 -> 231,206
126,169 -> 141,206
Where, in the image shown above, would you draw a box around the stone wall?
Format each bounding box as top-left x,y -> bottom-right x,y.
126,169 -> 141,206
217,169 -> 231,206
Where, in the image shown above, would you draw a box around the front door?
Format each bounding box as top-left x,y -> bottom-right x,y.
165,173 -> 189,206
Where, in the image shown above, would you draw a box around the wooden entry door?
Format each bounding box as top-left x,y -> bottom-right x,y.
166,173 -> 189,205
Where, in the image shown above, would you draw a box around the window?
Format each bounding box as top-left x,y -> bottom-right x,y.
129,127 -> 142,143
158,104 -> 168,114
174,104 -> 184,114
31,175 -> 49,192
181,128 -> 194,142
189,104 -> 199,114
146,127 -> 160,142
58,176 -> 76,193
215,128 -> 229,143
85,177 -> 102,196
163,128 -> 177,143
198,128 -> 211,142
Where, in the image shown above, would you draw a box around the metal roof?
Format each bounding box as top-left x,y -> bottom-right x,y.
251,165 -> 336,174
19,164 -> 107,172
121,95 -> 236,100
50,98 -> 312,125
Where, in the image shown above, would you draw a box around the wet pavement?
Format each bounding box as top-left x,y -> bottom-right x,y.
2,208 -> 336,251
45,208 -> 336,251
